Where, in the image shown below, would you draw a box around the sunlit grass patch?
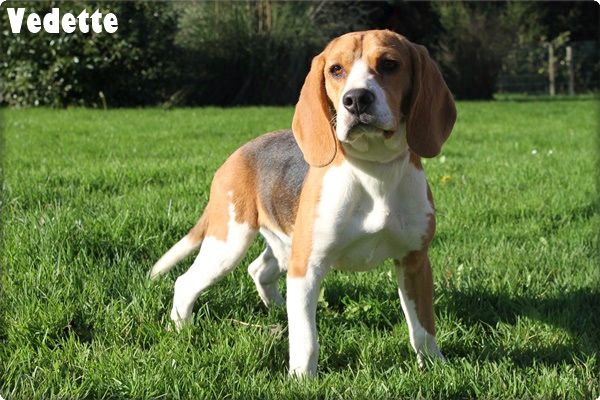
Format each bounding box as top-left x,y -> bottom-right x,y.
1,100 -> 598,398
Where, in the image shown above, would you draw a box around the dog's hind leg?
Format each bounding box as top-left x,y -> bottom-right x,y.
248,228 -> 291,307
170,217 -> 257,329
248,246 -> 285,307
167,149 -> 261,329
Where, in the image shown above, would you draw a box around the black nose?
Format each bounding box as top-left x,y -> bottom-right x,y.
343,88 -> 375,115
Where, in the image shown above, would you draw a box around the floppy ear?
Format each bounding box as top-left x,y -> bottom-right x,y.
292,53 -> 337,167
406,43 -> 457,158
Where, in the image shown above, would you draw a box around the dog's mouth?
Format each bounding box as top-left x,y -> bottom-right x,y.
383,129 -> 395,139
346,123 -> 395,142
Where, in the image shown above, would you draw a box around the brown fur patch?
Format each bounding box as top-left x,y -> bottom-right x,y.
188,211 -> 208,243
397,254 -> 436,335
409,150 -> 423,170
257,199 -> 289,236
288,167 -> 327,278
292,54 -> 338,167
264,177 -> 302,235
405,40 -> 456,158
197,149 -> 259,242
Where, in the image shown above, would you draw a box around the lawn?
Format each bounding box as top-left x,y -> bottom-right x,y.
1,100 -> 598,399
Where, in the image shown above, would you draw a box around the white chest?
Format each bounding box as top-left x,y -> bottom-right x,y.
312,156 -> 433,271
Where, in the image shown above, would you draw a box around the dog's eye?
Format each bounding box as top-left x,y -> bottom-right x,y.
329,64 -> 344,78
379,59 -> 398,73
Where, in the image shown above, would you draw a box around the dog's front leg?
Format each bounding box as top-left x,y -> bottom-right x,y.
395,251 -> 445,367
286,266 -> 326,378
284,165 -> 334,377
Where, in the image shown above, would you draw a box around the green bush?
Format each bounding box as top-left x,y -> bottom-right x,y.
172,1 -> 369,106
0,1 -> 368,107
0,1 -> 180,107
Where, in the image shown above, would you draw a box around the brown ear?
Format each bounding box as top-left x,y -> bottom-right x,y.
406,43 -> 457,158
292,54 -> 337,167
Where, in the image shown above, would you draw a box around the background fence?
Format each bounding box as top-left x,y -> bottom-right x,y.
498,40 -> 600,95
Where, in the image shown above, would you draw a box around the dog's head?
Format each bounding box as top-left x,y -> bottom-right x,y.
292,30 -> 456,166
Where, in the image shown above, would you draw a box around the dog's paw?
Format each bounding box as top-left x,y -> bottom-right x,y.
417,350 -> 446,369
416,337 -> 446,368
263,292 -> 285,308
169,308 -> 190,332
288,367 -> 317,379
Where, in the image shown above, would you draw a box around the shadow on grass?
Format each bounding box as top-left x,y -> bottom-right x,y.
319,277 -> 599,367
441,287 -> 599,355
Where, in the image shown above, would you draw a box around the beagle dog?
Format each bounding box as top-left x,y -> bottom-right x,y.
150,30 -> 456,377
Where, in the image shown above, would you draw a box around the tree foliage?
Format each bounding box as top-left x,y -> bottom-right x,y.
0,1 -> 180,107
0,1 -> 597,106
171,1 -> 369,105
434,2 -> 522,99
0,0 -> 369,107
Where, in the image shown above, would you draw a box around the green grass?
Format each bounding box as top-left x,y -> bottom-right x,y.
1,100 -> 599,399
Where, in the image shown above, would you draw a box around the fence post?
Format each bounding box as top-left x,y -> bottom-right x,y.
548,43 -> 555,96
566,45 -> 575,96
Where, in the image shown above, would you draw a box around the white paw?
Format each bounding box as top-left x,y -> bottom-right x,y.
288,346 -> 319,378
416,338 -> 446,368
170,307 -> 189,332
288,366 -> 317,379
263,292 -> 285,308
256,283 -> 285,308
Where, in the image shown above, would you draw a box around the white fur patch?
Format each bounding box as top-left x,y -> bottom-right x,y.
247,247 -> 284,307
287,272 -> 322,377
341,122 -> 408,163
308,154 -> 432,271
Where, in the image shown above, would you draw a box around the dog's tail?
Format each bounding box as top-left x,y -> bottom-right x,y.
149,212 -> 208,280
